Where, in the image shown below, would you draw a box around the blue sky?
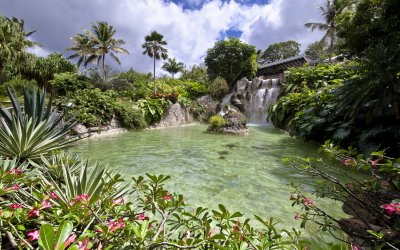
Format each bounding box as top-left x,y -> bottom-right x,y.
169,0 -> 270,10
0,0 -> 324,74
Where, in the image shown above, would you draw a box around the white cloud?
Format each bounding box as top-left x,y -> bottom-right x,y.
0,0 -> 326,75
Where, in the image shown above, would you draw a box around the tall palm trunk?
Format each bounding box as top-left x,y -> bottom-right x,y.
102,55 -> 106,80
153,55 -> 156,95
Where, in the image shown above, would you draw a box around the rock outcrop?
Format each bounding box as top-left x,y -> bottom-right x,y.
207,110 -> 249,135
151,103 -> 194,129
196,95 -> 218,117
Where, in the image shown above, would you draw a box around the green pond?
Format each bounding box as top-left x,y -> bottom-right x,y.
74,124 -> 348,243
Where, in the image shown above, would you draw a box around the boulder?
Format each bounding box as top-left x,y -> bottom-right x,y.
196,95 -> 218,116
251,77 -> 263,91
230,92 -> 245,113
71,124 -> 88,135
157,103 -> 194,128
207,110 -> 249,135
237,77 -> 249,92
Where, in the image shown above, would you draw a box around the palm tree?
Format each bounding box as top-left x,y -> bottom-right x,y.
0,16 -> 38,83
142,31 -> 168,94
162,58 -> 184,78
66,33 -> 93,71
83,21 -> 128,77
304,0 -> 338,62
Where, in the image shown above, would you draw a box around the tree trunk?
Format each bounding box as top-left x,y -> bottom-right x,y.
153,56 -> 156,95
102,55 -> 106,80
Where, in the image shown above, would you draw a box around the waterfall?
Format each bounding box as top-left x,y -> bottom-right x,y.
242,78 -> 280,124
219,92 -> 235,116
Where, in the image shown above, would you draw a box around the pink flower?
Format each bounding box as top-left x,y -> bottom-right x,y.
118,218 -> 126,229
107,218 -> 125,231
163,195 -> 172,201
135,213 -> 147,221
294,213 -> 302,220
352,244 -> 360,250
207,227 -> 216,238
78,237 -> 89,250
65,234 -> 76,248
303,198 -> 315,206
27,230 -> 40,241
27,209 -> 40,218
10,168 -> 22,175
369,159 -> 380,168
6,184 -> 20,191
342,159 -> 353,167
185,229 -> 191,239
40,199 -> 52,209
383,203 -> 400,216
75,194 -> 89,203
10,203 -> 23,209
50,192 -> 59,200
112,197 -> 124,205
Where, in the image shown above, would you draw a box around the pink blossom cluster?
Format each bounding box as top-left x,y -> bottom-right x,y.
383,202 -> 400,216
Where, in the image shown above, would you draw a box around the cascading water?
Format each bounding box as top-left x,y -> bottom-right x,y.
242,78 -> 280,124
219,92 -> 234,116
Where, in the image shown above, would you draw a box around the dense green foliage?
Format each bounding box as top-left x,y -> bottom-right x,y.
180,64 -> 210,86
208,115 -> 226,128
0,88 -> 75,161
288,142 -> 400,249
0,16 -> 37,83
208,76 -> 229,99
259,40 -> 300,64
305,41 -> 327,61
205,37 -> 257,89
49,72 -> 92,96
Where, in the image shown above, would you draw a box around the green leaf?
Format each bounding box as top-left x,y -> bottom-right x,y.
39,224 -> 55,250
55,221 -> 73,250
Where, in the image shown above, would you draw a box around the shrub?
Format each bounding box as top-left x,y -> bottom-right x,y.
136,98 -> 171,125
49,72 -> 92,96
208,115 -> 226,128
0,158 -> 306,249
0,87 -> 76,161
0,77 -> 36,97
61,89 -> 115,127
209,76 -> 229,98
113,102 -> 147,129
287,142 -> 400,249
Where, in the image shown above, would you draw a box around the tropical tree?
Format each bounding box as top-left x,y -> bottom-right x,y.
81,21 -> 128,77
142,31 -> 168,94
259,40 -> 301,64
66,33 -> 92,71
205,37 -> 257,90
0,16 -> 38,83
305,41 -> 327,61
161,58 -> 184,79
304,0 -> 340,61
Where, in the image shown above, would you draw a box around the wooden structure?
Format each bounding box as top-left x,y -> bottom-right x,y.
257,55 -> 309,79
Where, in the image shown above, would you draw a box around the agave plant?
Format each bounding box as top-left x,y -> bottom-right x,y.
29,150 -> 82,181
0,87 -> 76,161
40,160 -> 129,209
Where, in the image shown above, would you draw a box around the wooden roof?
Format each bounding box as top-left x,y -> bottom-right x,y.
257,55 -> 309,76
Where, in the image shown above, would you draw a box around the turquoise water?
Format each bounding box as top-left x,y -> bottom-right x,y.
74,124 -> 348,243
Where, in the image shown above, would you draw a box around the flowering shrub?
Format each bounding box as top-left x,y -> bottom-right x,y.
0,154 -> 310,249
286,141 -> 400,249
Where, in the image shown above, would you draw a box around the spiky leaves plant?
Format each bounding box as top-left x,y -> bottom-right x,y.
0,87 -> 76,161
40,160 -> 129,209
